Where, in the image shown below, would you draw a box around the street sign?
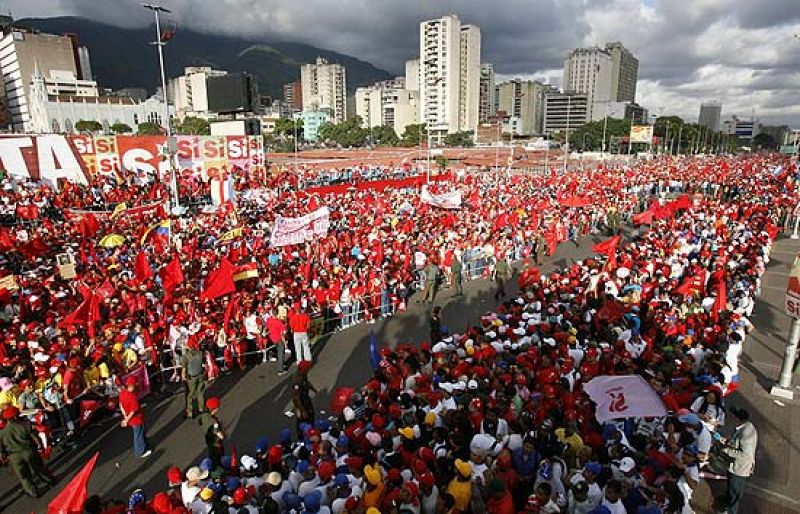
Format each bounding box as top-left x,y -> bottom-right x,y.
785,254 -> 800,318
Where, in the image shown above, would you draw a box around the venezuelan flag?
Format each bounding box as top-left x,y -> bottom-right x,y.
140,219 -> 171,245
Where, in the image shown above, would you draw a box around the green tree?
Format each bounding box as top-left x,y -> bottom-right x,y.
179,116 -> 210,135
75,119 -> 103,133
753,133 -> 776,150
110,122 -> 132,134
434,155 -> 448,170
369,125 -> 399,146
569,117 -> 631,151
317,117 -> 368,147
443,130 -> 474,147
274,117 -> 303,138
400,123 -> 427,147
137,122 -> 163,135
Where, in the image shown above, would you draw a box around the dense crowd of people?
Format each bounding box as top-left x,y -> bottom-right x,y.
0,154 -> 794,513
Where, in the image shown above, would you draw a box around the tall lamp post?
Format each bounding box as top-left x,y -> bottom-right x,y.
143,3 -> 179,211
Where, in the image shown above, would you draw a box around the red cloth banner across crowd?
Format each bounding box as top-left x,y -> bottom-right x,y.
0,135 -> 266,189
302,175 -> 427,196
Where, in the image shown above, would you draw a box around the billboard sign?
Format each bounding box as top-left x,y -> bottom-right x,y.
629,125 -> 654,144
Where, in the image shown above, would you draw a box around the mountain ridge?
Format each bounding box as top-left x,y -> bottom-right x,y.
15,16 -> 392,99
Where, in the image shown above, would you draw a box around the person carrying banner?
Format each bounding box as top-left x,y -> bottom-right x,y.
0,406 -> 54,498
181,337 -> 206,419
119,376 -> 152,459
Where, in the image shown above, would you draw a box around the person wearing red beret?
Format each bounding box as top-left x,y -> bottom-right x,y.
0,405 -> 54,498
199,397 -> 225,468
119,376 -> 152,458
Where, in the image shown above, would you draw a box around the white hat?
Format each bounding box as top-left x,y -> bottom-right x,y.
343,407 -> 356,422
265,471 -> 282,486
619,456 -> 636,473
240,455 -> 258,471
467,379 -> 478,390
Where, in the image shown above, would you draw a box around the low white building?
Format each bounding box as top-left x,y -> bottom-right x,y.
355,78 -> 419,138
27,68 -> 170,133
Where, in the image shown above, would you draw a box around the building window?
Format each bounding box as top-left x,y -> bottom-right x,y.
51,119 -> 60,133
64,118 -> 73,133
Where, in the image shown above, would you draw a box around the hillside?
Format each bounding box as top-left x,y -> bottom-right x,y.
16,17 -> 392,99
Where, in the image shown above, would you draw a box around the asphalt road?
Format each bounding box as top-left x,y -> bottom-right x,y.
2,231 -> 799,513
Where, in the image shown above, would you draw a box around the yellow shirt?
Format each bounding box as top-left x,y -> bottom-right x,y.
98,362 -> 111,379
0,388 -> 19,408
83,366 -> 101,388
362,482 -> 385,510
446,479 -> 472,513
555,428 -> 585,456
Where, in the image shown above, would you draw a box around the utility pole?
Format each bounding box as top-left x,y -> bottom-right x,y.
143,3 -> 179,212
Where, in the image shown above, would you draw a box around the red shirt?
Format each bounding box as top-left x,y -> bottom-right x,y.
266,316 -> 286,343
63,369 -> 84,401
289,311 -> 311,333
119,389 -> 144,426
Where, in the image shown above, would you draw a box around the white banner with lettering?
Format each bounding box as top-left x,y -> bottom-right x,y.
584,375 -> 667,423
421,185 -> 462,209
270,207 -> 330,247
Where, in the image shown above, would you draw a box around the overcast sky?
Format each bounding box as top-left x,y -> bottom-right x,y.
7,0 -> 800,127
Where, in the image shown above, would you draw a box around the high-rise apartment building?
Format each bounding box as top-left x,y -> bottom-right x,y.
300,57 -> 347,123
405,59 -> 420,92
563,42 -> 638,119
605,42 -> 638,103
698,101 -> 722,132
0,28 -> 85,131
282,80 -> 303,112
478,63 -> 495,123
495,79 -> 553,135
355,78 -> 419,137
418,14 -> 481,143
169,66 -> 228,121
543,92 -> 589,135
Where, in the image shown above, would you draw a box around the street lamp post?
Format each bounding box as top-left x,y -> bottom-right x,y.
142,3 -> 179,211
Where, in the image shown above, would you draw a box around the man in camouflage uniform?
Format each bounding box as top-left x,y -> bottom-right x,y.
0,407 -> 54,498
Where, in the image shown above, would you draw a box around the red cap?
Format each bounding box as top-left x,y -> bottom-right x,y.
152,492 -> 173,514
318,460 -> 336,480
387,468 -> 401,482
205,397 -> 221,410
346,456 -> 363,469
2,406 -> 19,420
298,360 -> 313,373
167,466 -> 183,485
125,376 -> 138,387
68,356 -> 81,368
267,445 -> 283,465
345,496 -> 361,510
232,488 -> 247,505
418,472 -> 435,487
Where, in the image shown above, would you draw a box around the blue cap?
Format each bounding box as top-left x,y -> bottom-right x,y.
199,457 -> 213,471
678,413 -> 701,426
636,505 -> 662,514
584,461 -> 602,475
589,507 -> 612,514
220,455 -> 232,470
128,489 -> 146,508
279,428 -> 293,443
226,477 -> 241,492
304,490 -> 322,512
283,492 -> 301,509
297,460 -> 310,473
684,444 -> 699,456
315,419 -> 331,432
539,462 -> 553,480
299,423 -> 312,435
334,473 -> 350,487
255,436 -> 270,453
336,435 -> 349,448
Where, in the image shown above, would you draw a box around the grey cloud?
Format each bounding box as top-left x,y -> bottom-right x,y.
6,0 -> 800,125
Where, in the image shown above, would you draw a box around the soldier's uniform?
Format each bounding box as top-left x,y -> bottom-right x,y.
181,345 -> 206,418
0,409 -> 53,497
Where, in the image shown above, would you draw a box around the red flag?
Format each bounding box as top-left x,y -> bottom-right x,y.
0,229 -> 15,250
79,213 -> 100,239
159,257 -> 185,293
592,236 -> 621,255
95,280 -> 116,301
200,258 -> 236,302
48,451 -> 99,514
223,293 -> 239,332
134,251 -> 153,283
230,443 -> 239,476
60,292 -> 101,337
18,238 -> 49,260
712,278 -> 727,322
676,270 -> 707,297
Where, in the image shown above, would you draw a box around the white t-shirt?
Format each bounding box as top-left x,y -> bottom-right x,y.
601,497 -> 626,514
181,483 -> 201,507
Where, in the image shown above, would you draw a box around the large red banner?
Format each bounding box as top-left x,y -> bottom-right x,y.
0,134 -> 265,188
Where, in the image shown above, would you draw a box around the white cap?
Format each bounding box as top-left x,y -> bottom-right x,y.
619,456 -> 636,473
467,379 -> 478,390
